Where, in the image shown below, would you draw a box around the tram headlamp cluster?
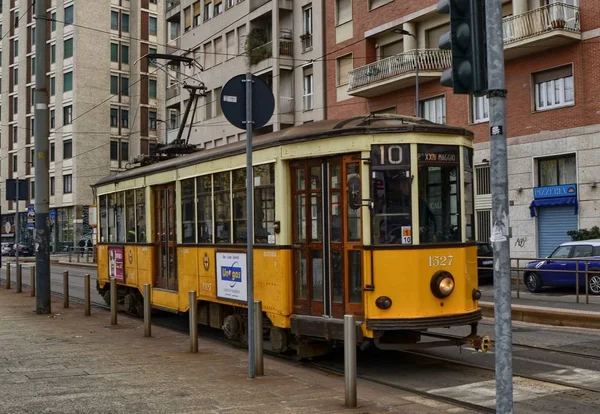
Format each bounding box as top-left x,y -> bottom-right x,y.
430,271 -> 455,298
375,296 -> 392,310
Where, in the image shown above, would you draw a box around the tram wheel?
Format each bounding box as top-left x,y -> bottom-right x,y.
525,272 -> 542,293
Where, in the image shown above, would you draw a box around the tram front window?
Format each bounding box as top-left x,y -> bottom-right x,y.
418,145 -> 461,243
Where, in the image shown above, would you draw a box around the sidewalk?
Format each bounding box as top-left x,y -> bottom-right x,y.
0,289 -> 464,414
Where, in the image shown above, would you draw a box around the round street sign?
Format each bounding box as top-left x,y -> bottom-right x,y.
220,74 -> 275,131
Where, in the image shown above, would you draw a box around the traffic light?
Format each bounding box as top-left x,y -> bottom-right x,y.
438,0 -> 487,95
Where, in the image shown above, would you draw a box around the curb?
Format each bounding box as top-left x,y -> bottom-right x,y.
479,302 -> 600,329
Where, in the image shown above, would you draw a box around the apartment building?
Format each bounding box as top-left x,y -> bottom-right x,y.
326,0 -> 599,258
164,0 -> 325,148
0,0 -> 165,251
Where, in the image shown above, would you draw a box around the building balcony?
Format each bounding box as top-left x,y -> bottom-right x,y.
250,0 -> 293,13
249,29 -> 294,73
348,49 -> 451,98
166,85 -> 181,101
503,2 -> 581,60
166,0 -> 181,21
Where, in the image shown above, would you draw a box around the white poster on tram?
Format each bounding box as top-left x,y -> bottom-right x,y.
216,251 -> 247,302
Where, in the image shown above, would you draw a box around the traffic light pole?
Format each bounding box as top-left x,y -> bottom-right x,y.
485,1 -> 514,412
34,0 -> 51,314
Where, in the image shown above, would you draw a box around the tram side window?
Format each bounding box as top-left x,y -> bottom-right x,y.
214,171 -> 231,243
197,175 -> 213,243
116,192 -> 126,243
126,190 -> 135,242
371,144 -> 412,245
254,164 -> 275,244
232,168 -> 247,244
464,147 -> 475,241
107,193 -> 117,242
418,145 -> 461,243
181,178 -> 196,243
99,195 -> 107,243
136,188 -> 146,242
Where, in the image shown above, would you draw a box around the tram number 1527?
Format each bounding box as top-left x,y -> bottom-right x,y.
429,255 -> 454,267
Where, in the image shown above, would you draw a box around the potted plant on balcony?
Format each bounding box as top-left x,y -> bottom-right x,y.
245,28 -> 270,65
550,6 -> 566,29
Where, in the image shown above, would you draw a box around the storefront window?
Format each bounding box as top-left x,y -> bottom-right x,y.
418,145 -> 461,243
136,188 -> 146,242
254,164 -> 275,244
371,144 -> 412,245
538,154 -> 576,186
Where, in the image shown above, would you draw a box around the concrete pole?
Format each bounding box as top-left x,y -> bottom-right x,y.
485,1 -> 514,412
84,274 -> 91,316
110,278 -> 117,325
63,271 -> 69,308
144,284 -> 151,337
15,178 -> 19,271
254,301 -> 264,376
34,0 -> 51,314
16,264 -> 22,293
189,291 -> 198,353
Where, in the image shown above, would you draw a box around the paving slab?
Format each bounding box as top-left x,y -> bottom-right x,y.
0,288 -> 469,414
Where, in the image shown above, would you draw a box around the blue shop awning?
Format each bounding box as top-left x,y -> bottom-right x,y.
529,197 -> 578,217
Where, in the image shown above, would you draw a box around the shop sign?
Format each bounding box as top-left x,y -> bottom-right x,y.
216,251 -> 247,303
533,184 -> 577,199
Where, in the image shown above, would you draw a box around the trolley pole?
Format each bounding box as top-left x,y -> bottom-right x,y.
485,1 -> 514,412
34,0 -> 51,314
245,70 -> 256,379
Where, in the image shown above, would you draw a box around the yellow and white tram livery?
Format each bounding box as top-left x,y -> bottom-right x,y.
93,115 -> 486,355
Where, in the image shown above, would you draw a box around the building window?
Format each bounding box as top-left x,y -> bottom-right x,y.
534,65 -> 574,111
63,174 -> 73,194
149,47 -> 157,66
51,44 -> 56,63
13,67 -> 18,86
472,95 -> 489,123
302,6 -> 313,52
13,96 -> 17,114
170,22 -> 179,40
121,45 -> 129,64
193,1 -> 201,26
13,39 -> 18,57
63,71 -> 73,92
50,77 -> 56,96
51,12 -> 56,32
50,109 -> 56,129
121,109 -> 129,128
31,57 -> 35,76
122,13 -> 129,33
110,141 -> 118,160
420,96 -> 446,124
237,25 -> 246,55
149,110 -> 157,130
538,154 -> 576,187
12,155 -> 17,172
31,27 -> 35,45
111,11 -> 119,30
12,125 -> 17,143
110,43 -> 118,62
149,16 -> 157,36
50,177 -> 55,196
204,1 -> 213,21
226,31 -> 235,59
31,182 -> 35,198
336,54 -> 353,86
31,149 -> 35,168
63,140 -> 72,159
121,77 -> 129,96
121,142 -> 129,161
303,67 -> 314,111
63,105 -> 73,125
336,0 -> 352,25
214,0 -> 223,16
110,108 -> 118,127
215,87 -> 222,116
110,75 -> 118,94
149,79 -> 157,98
64,38 -> 73,58
184,6 -> 192,32
50,143 -> 56,162
64,5 -> 74,26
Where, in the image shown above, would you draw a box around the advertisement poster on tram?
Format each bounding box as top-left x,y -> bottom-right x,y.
108,246 -> 124,282
216,251 -> 247,302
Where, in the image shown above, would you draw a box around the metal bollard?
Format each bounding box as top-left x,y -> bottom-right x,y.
16,264 -> 22,293
144,284 -> 151,337
69,248 -> 72,263
77,249 -> 80,263
84,274 -> 91,316
30,266 -> 36,297
63,271 -> 69,308
254,300 -> 264,376
110,278 -> 117,325
6,263 -> 11,289
344,314 -> 357,408
189,291 -> 198,353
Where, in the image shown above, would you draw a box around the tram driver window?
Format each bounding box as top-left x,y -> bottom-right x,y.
254,164 -> 275,244
417,145 -> 461,243
99,195 -> 107,243
371,144 -> 412,245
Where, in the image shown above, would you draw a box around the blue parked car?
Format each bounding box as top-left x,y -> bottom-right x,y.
524,240 -> 600,294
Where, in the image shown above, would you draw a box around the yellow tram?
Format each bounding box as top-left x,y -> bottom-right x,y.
93,115 -> 487,356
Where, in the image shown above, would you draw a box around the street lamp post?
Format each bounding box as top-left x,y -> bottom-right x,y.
393,29 -> 420,117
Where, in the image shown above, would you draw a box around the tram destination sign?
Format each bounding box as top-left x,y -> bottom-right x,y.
417,145 -> 459,164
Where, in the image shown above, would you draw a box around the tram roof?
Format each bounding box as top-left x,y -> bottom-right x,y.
94,114 -> 473,187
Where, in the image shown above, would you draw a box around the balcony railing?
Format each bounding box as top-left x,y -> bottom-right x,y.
503,3 -> 580,45
250,0 -> 270,11
250,39 -> 293,65
348,49 -> 451,92
166,0 -> 181,12
280,96 -> 294,114
166,85 -> 180,100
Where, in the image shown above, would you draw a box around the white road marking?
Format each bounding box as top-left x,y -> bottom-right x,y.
428,378 -> 571,408
537,368 -> 600,387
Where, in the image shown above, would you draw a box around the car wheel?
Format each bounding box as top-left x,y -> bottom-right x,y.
525,272 -> 542,293
588,274 -> 600,295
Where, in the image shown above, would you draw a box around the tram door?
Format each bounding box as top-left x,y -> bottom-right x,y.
291,155 -> 364,318
153,184 -> 178,291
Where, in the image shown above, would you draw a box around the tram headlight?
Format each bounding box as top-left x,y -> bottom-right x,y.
472,289 -> 482,300
375,296 -> 392,310
430,271 -> 455,298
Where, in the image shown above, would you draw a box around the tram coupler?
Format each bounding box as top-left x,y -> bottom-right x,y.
462,334 -> 492,352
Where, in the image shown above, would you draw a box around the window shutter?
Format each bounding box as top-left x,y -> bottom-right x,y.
193,1 -> 201,17
337,55 -> 353,85
337,0 -> 352,25
534,65 -> 572,84
184,7 -> 192,29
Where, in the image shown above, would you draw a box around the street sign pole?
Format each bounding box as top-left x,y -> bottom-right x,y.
245,71 -> 256,379
15,178 -> 19,271
485,0 -> 514,412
